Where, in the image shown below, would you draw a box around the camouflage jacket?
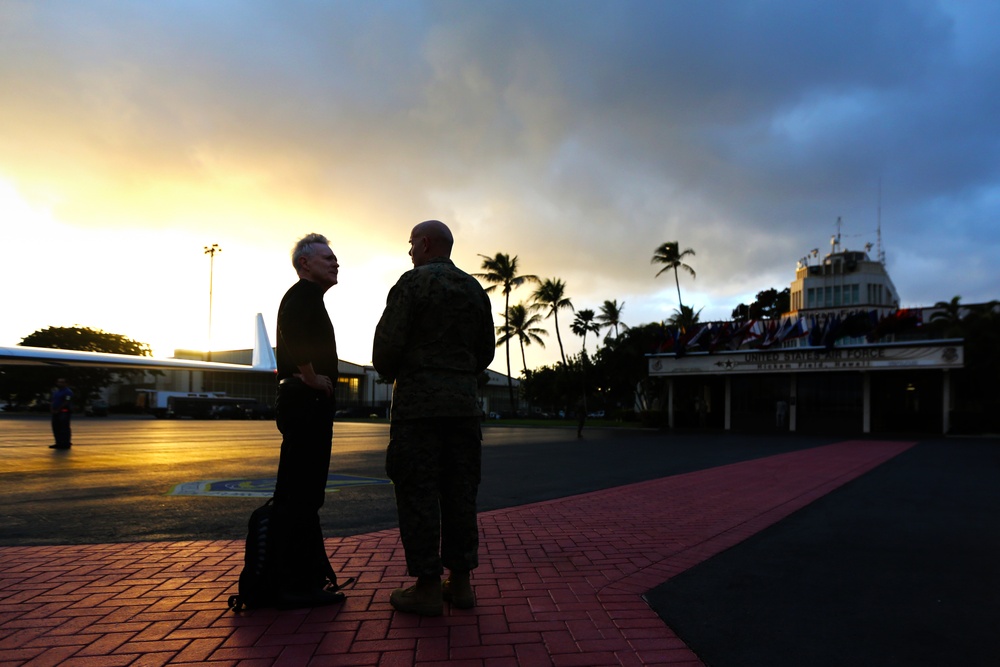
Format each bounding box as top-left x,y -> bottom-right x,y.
373,257 -> 495,421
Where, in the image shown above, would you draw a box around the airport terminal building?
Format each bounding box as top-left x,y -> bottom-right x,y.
647,235 -> 966,435
110,355 -> 519,419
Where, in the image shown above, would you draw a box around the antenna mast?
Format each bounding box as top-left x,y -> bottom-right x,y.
877,178 -> 885,264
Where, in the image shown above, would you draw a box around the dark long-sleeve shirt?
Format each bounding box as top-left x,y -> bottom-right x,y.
276,278 -> 338,383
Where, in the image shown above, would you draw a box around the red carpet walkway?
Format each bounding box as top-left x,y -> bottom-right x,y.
0,440 -> 913,666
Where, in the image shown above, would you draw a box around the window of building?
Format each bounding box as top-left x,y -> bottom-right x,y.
335,376 -> 360,403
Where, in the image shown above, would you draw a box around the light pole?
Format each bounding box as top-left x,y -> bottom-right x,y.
204,243 -> 221,361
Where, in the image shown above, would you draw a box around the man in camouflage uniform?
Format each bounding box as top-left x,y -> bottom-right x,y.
373,219 -> 495,616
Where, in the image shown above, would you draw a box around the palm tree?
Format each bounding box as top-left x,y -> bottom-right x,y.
570,309 -> 602,358
652,242 -> 696,309
531,278 -> 574,365
474,253 -> 539,412
931,295 -> 963,329
668,304 -> 703,329
495,303 -> 548,376
596,299 -> 627,340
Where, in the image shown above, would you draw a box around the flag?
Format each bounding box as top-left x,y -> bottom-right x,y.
728,320 -> 755,349
708,322 -> 733,352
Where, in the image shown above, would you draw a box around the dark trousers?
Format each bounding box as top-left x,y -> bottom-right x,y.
386,417 -> 482,578
273,379 -> 335,591
51,411 -> 71,446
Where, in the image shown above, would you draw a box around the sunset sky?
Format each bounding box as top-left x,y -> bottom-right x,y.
2,1 -> 998,375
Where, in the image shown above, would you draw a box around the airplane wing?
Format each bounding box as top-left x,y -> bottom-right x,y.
0,313 -> 277,373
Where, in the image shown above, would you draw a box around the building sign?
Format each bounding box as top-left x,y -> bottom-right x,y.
648,344 -> 963,377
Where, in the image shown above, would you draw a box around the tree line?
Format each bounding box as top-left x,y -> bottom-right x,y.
473,242 -> 699,418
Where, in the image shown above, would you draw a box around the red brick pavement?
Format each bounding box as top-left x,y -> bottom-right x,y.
0,439 -> 913,666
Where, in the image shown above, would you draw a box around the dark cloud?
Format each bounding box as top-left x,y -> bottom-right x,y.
2,0 -> 998,353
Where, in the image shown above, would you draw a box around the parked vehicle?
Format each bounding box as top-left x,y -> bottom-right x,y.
85,399 -> 109,417
136,390 -> 261,419
335,405 -> 379,419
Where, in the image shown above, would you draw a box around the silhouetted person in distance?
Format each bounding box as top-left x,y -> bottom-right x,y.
271,233 -> 344,607
49,378 -> 73,449
373,219 -> 495,616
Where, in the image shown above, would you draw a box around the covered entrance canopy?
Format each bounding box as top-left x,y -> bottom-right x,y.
647,340 -> 964,434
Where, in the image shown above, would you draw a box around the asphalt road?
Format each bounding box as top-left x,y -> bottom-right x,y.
0,414 -> 823,546
644,436 -> 1000,666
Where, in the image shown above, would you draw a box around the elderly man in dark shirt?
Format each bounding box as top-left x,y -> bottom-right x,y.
373,219 -> 495,616
272,232 -> 344,606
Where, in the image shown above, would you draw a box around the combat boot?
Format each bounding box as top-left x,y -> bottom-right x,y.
442,573 -> 476,609
389,576 -> 443,616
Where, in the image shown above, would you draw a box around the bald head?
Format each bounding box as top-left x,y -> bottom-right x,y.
408,219 -> 454,266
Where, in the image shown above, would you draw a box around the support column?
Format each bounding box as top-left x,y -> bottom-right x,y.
942,369 -> 950,435
724,376 -> 732,431
667,378 -> 675,430
862,372 -> 871,434
789,375 -> 797,433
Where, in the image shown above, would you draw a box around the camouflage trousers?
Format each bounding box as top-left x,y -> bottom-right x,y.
386,417 -> 482,578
